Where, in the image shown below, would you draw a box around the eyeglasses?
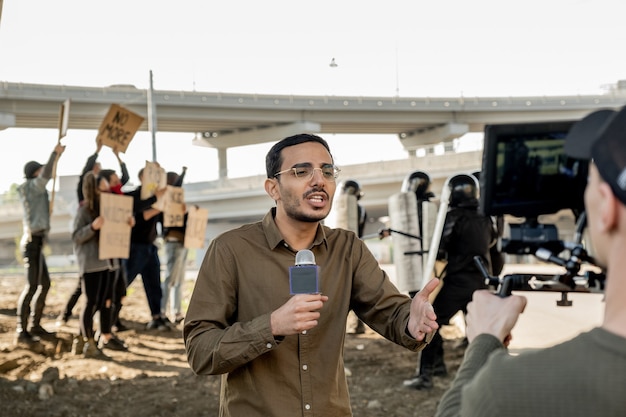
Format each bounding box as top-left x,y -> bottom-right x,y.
274,164 -> 340,182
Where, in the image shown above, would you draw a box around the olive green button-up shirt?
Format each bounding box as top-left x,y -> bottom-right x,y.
184,208 -> 425,417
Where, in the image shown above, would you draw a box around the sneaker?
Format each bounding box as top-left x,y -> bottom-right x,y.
99,335 -> 128,351
146,318 -> 169,331
30,325 -> 56,340
83,338 -> 107,358
403,374 -> 433,390
174,315 -> 185,325
160,317 -> 173,330
16,331 -> 41,345
113,320 -> 128,332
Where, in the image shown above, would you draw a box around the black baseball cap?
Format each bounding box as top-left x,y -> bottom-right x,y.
24,161 -> 43,179
565,106 -> 626,205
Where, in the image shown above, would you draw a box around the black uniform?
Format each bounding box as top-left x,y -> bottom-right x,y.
406,175 -> 499,390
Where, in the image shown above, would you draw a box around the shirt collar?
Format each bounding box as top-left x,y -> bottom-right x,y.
263,207 -> 328,251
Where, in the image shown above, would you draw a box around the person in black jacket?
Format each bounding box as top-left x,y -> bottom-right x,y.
404,173 -> 498,390
122,165 -> 168,330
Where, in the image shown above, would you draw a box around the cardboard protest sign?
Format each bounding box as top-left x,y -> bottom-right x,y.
96,104 -> 144,153
163,185 -> 185,227
140,161 -> 167,206
184,206 -> 209,249
99,193 -> 133,260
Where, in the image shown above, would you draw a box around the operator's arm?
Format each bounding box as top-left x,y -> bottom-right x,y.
435,291 -> 527,417
435,335 -> 504,417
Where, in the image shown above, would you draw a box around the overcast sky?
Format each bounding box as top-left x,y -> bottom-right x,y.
1,0 -> 624,193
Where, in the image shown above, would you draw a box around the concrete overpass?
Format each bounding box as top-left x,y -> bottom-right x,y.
2,81 -> 626,178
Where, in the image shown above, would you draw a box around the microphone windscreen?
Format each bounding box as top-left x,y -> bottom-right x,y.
295,249 -> 316,265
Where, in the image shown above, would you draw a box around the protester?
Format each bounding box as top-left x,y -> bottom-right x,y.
161,167 -> 188,325
405,173 -> 499,390
435,107 -> 626,416
123,165 -> 168,330
72,171 -> 132,357
15,142 -> 66,345
58,139 -> 104,327
58,144 -> 130,327
98,156 -> 131,332
184,133 -> 440,416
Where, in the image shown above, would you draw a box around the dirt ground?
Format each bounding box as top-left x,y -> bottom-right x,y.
0,271 -> 466,417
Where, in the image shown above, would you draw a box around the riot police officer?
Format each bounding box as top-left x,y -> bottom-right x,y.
404,173 -> 499,390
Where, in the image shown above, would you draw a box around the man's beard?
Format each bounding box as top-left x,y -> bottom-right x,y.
290,210 -> 327,223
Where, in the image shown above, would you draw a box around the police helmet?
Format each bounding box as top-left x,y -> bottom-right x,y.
342,180 -> 363,200
448,174 -> 479,208
402,171 -> 432,200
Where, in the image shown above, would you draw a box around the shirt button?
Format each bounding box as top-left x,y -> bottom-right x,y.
302,364 -> 308,371
302,330 -> 307,335
266,343 -> 272,349
305,404 -> 311,410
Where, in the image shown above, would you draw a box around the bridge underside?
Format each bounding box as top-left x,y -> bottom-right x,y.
3,82 -> 624,151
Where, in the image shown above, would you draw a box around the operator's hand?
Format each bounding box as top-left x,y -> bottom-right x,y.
466,290 -> 527,345
270,293 -> 328,336
407,278 -> 440,342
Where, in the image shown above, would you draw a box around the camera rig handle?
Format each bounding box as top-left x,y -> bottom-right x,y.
473,256 -> 527,298
473,242 -> 606,306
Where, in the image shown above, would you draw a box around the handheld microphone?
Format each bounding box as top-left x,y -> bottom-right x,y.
289,249 -> 320,294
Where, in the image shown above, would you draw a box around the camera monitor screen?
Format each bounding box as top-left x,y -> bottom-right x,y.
480,120 -> 588,219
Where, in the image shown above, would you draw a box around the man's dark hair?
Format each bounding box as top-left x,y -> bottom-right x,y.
265,134 -> 333,179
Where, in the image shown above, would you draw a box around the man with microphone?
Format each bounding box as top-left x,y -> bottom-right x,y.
184,133 -> 440,417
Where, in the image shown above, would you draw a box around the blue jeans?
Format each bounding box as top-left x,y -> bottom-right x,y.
123,243 -> 161,318
161,241 -> 188,317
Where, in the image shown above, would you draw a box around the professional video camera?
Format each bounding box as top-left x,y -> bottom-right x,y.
478,120 -> 605,305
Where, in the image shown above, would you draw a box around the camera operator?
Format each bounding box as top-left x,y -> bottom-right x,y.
435,107 -> 626,417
